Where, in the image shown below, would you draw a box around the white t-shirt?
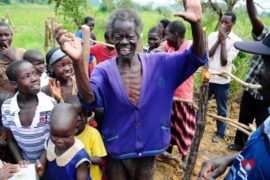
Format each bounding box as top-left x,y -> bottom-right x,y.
208,31 -> 241,84
1,92 -> 56,162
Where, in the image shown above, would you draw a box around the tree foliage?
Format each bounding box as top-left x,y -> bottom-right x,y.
99,0 -> 135,12
48,0 -> 91,27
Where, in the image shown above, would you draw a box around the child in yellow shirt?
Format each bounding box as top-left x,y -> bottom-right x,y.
66,96 -> 107,180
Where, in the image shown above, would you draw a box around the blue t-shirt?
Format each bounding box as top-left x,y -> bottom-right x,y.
225,116 -> 270,180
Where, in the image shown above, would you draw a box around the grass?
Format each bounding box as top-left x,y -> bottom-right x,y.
1,3 -> 269,97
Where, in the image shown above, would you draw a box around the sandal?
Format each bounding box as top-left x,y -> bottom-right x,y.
228,144 -> 243,151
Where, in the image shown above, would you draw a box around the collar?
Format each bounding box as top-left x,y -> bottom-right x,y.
46,138 -> 84,167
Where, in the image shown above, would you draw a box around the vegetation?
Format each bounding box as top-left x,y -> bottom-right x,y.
1,3 -> 270,98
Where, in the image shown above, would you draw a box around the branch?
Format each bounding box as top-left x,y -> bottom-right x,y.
209,70 -> 262,89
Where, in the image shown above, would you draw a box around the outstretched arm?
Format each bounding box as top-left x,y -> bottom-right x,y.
199,154 -> 237,179
54,26 -> 95,104
246,0 -> 264,36
174,0 -> 206,58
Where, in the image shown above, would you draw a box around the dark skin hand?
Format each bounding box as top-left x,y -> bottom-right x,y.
0,163 -> 20,180
208,26 -> 228,66
198,154 -> 238,180
0,41 -> 16,62
247,0 -> 264,36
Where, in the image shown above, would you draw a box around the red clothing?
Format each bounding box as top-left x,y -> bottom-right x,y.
164,40 -> 194,100
88,44 -> 117,75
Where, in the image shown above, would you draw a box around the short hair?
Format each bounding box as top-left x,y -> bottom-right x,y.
0,22 -> 11,32
104,31 -> 110,41
84,16 -> 95,24
167,20 -> 186,38
23,49 -> 43,62
6,60 -> 31,82
224,11 -> 236,23
148,27 -> 162,37
105,8 -> 144,39
159,19 -> 171,29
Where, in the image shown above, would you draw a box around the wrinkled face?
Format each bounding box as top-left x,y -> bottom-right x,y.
258,56 -> 270,106
86,20 -> 95,32
15,63 -> 40,94
53,56 -> 73,81
112,20 -> 138,61
148,32 -> 162,50
165,27 -> 177,48
0,26 -> 12,49
220,15 -> 234,33
50,122 -> 75,151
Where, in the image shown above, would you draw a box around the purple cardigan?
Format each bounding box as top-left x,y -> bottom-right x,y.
82,48 -> 207,159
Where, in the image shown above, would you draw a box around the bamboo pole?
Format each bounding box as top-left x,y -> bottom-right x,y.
81,25 -> 90,76
44,20 -> 49,52
90,39 -> 115,48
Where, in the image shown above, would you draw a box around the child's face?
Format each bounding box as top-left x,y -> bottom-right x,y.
86,20 -> 95,32
148,32 -> 161,50
0,26 -> 12,49
50,123 -> 75,151
29,58 -> 46,75
15,63 -> 40,94
53,57 -> 73,81
74,106 -> 88,134
165,27 -> 178,48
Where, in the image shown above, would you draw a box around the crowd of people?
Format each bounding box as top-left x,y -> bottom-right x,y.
0,0 -> 269,179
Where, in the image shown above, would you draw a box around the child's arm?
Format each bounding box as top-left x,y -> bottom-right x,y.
6,128 -> 24,163
36,151 -> 47,177
76,162 -> 90,180
90,156 -> 102,166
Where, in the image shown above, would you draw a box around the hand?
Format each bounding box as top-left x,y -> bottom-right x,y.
174,0 -> 202,24
35,160 -> 44,177
0,163 -> 20,180
18,160 -> 29,168
54,25 -> 82,61
0,41 -> 16,61
198,157 -> 230,179
49,78 -> 62,102
218,26 -> 228,43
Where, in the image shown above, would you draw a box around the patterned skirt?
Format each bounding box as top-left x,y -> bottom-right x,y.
169,100 -> 196,156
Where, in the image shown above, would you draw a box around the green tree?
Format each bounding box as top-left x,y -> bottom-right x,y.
48,0 -> 91,27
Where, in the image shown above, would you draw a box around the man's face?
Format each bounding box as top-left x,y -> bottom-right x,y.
0,26 -> 12,49
220,15 -> 234,33
258,56 -> 270,106
112,20 -> 138,61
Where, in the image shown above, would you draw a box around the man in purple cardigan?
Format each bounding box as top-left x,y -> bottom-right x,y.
55,0 -> 207,179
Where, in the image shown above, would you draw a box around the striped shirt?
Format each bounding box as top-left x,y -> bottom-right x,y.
1,92 -> 56,162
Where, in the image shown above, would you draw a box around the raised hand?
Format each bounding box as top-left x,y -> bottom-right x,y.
0,41 -> 16,61
54,25 -> 82,61
174,0 -> 202,24
49,78 -> 62,102
0,163 -> 20,180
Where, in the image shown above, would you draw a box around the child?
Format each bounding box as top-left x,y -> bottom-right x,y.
0,22 -> 26,110
23,50 -> 49,87
66,96 -> 107,180
143,27 -> 162,53
76,16 -> 96,42
1,60 -> 56,164
88,32 -> 117,75
38,103 -> 91,180
42,47 -> 77,102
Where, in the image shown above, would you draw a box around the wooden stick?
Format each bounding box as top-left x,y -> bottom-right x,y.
81,25 -> 90,76
44,20 -> 49,52
209,70 -> 262,89
90,39 -> 115,48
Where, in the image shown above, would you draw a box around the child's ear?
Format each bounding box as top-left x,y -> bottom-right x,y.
10,81 -> 18,88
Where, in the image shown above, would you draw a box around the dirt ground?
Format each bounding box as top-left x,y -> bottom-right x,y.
154,99 -> 242,180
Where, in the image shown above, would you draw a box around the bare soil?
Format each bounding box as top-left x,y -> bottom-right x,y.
154,99 -> 242,180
